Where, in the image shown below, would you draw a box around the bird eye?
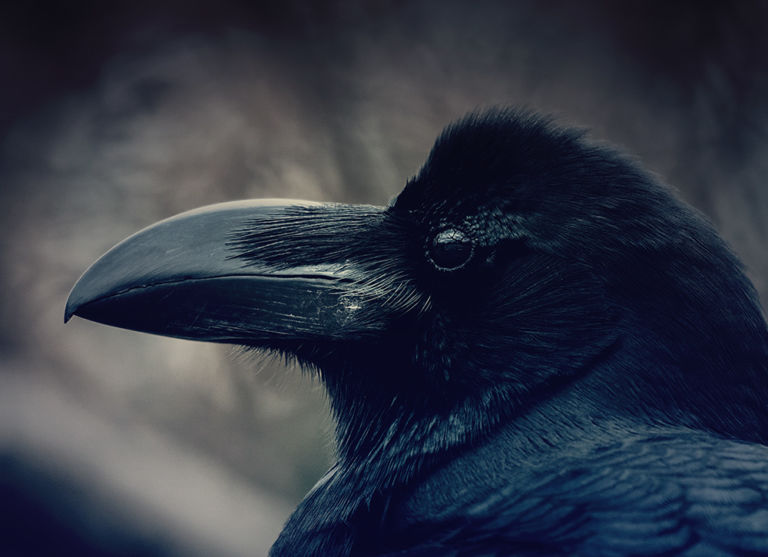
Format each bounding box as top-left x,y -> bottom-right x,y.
427,228 -> 474,271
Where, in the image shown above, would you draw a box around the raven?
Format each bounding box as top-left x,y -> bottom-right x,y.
66,109 -> 768,555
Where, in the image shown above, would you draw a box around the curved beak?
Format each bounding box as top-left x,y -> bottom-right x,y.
65,199 -> 389,344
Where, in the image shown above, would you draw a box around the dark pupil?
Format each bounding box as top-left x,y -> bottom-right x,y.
430,229 -> 473,270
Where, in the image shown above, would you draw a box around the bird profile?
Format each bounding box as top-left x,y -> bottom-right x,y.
67,108 -> 768,555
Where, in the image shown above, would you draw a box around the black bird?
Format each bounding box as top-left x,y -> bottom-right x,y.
66,109 -> 768,556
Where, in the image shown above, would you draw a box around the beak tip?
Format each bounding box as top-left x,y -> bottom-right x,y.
64,298 -> 78,323
65,280 -> 87,323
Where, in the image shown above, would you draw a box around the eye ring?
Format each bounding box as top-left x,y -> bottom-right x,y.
427,228 -> 475,271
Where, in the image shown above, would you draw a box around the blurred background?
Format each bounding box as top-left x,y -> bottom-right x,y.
1,1 -> 767,555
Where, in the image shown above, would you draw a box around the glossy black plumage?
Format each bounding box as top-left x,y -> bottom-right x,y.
66,109 -> 768,555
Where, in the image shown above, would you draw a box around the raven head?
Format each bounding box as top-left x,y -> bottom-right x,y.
66,110 -> 768,532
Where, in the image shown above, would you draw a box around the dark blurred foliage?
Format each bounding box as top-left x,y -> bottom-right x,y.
1,1 -> 766,555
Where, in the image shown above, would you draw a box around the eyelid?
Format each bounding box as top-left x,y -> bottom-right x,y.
434,228 -> 469,244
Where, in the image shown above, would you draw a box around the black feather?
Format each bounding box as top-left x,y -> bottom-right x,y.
271,109 -> 768,555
